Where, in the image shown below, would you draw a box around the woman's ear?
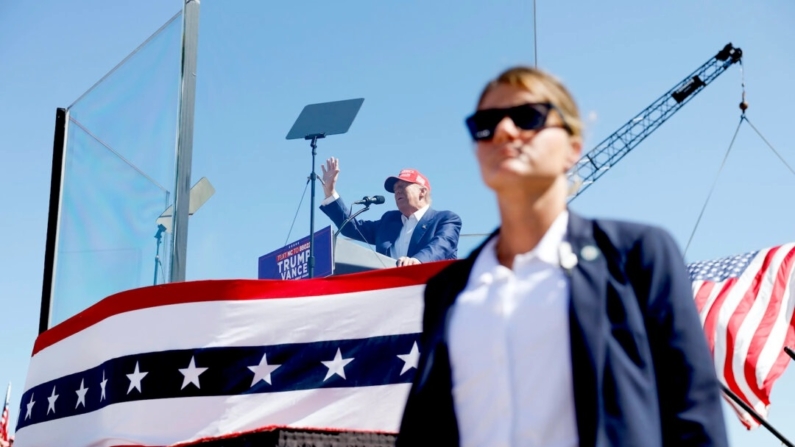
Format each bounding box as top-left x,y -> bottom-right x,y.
565,136 -> 583,171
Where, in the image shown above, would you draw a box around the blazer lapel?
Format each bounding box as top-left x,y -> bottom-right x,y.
566,212 -> 607,447
408,208 -> 435,256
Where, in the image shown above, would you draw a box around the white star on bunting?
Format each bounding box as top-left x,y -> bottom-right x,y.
25,394 -> 35,420
397,342 -> 421,375
322,348 -> 354,381
248,353 -> 281,387
126,361 -> 148,394
75,379 -> 89,408
179,356 -> 208,390
47,386 -> 59,415
100,370 -> 107,401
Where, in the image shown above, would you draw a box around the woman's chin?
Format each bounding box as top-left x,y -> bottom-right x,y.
495,161 -> 534,178
484,165 -> 558,192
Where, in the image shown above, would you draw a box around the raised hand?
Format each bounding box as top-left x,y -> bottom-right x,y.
320,156 -> 340,198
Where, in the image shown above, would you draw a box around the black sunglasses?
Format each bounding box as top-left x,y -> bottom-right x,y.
465,102 -> 571,142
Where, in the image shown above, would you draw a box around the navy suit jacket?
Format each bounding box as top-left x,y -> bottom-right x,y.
319,197 -> 462,263
397,212 -> 728,447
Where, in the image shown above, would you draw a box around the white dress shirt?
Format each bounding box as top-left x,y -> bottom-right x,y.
448,211 -> 578,447
390,205 -> 429,259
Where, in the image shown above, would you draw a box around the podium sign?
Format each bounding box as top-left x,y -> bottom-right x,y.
258,226 -> 333,279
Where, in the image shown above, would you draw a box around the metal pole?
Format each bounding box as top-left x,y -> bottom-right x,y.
533,0 -> 537,67
170,0 -> 200,282
720,384 -> 793,447
785,346 -> 795,362
308,137 -> 318,278
39,108 -> 69,334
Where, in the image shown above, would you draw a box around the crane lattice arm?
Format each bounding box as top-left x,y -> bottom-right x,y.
569,43 -> 743,201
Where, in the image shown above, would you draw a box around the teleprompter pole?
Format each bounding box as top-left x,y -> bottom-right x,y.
306,135 -> 324,278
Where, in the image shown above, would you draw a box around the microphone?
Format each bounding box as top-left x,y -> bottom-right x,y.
353,195 -> 385,205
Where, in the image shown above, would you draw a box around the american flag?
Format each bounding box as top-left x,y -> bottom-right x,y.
687,243 -> 795,428
1,383 -> 10,443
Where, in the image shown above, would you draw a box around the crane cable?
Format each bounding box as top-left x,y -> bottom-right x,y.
684,62 -> 747,258
533,0 -> 538,68
683,117 -> 743,258
745,116 -> 795,178
284,178 -> 310,246
684,61 -> 795,258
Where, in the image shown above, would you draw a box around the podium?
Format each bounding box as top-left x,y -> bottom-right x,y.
332,237 -> 396,275
257,229 -> 395,280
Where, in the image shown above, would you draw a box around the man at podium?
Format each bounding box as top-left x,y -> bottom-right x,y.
319,157 -> 462,266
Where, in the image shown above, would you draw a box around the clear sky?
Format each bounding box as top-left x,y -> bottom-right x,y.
1,0 -> 794,444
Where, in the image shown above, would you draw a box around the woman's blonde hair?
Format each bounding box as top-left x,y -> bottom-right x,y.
477,66 -> 583,138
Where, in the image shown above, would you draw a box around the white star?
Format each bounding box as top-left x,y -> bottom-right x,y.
126,361 -> 148,394
179,356 -> 208,390
75,379 -> 89,408
47,386 -> 59,415
321,348 -> 354,381
100,370 -> 108,401
248,353 -> 281,387
25,393 -> 35,420
397,342 -> 421,375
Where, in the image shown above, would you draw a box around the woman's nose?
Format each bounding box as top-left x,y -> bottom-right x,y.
491,116 -> 520,143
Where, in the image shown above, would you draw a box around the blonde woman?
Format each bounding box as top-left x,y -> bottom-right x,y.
397,67 -> 728,447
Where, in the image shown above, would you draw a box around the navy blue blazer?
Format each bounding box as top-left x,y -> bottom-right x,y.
397,212 -> 728,447
319,197 -> 462,263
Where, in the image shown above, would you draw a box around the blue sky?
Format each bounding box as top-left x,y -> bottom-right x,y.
1,0 -> 794,444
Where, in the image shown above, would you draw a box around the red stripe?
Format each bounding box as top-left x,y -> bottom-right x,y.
721,248 -> 779,410
694,281 -> 715,314
744,246 -> 795,405
702,278 -> 738,353
764,318 -> 795,400
761,251 -> 795,398
32,261 -> 455,356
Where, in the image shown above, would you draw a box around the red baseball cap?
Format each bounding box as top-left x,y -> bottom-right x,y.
384,168 -> 431,193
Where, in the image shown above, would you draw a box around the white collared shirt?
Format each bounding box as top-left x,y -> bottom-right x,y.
390,204 -> 429,259
448,211 -> 578,447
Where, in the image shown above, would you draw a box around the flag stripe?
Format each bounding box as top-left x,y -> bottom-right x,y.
761,266 -> 795,396
26,283 -> 425,390
15,385 -> 410,447
710,250 -> 768,388
702,278 -> 738,353
743,246 -> 795,405
17,334 -> 419,430
723,247 -> 780,407
33,261 -> 453,356
693,280 -> 713,314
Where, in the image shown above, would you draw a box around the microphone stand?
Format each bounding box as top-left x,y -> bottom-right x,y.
333,204 -> 372,258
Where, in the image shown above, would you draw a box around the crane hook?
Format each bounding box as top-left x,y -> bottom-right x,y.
739,61 -> 748,114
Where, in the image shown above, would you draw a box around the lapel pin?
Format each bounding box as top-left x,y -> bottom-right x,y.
580,245 -> 600,261
422,225 -> 427,229
559,242 -> 578,270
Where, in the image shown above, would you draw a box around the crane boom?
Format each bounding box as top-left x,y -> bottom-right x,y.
569,43 -> 743,201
